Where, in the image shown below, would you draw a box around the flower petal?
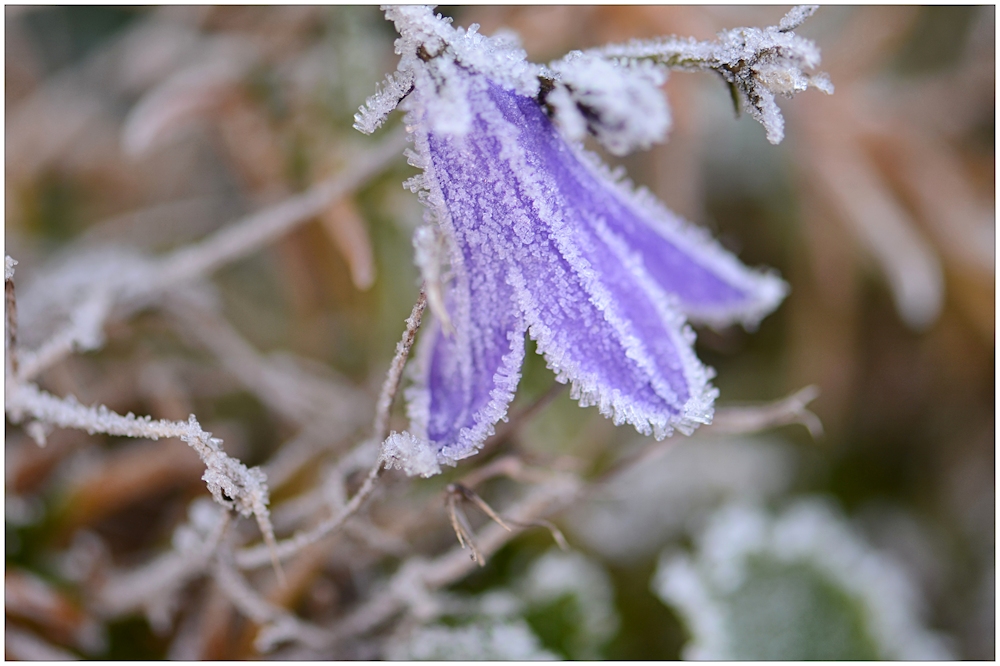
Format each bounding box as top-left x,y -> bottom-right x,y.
514,91 -> 787,329
420,75 -> 717,439
407,307 -> 526,468
404,141 -> 527,465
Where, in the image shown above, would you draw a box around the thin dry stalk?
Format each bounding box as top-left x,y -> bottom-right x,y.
6,268 -> 19,375
372,288 -> 427,442
236,289 -> 427,570
445,483 -> 513,566
705,385 -> 823,438
606,385 -> 825,476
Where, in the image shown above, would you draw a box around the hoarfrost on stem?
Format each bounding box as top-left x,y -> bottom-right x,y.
358,6 -> 830,476
592,4 -> 833,144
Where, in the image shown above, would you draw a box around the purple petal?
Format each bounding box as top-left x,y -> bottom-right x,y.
409,73 -> 719,448
504,89 -> 787,329
403,136 -> 527,466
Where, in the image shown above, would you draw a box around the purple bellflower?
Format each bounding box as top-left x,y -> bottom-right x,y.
356,6 -> 831,476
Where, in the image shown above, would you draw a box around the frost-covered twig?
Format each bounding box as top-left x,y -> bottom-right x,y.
4,380 -> 278,568
607,385 -> 824,474
586,5 -> 832,144
373,288 -> 427,443
5,256 -> 19,376
235,290 -> 427,570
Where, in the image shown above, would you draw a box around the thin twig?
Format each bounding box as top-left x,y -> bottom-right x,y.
503,518 -> 569,551
601,385 -> 825,481
453,484 -> 511,533
373,288 -> 427,443
5,380 -> 279,575
457,455 -> 554,489
235,289 -> 427,570
703,384 -> 824,438
5,273 -> 18,375
445,483 -> 512,567
445,490 -> 483,565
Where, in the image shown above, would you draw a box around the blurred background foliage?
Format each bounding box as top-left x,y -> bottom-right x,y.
5,5 -> 994,660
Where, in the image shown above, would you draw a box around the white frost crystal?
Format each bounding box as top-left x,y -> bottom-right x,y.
547,52 -> 671,155
594,5 -> 833,144
381,430 -> 442,477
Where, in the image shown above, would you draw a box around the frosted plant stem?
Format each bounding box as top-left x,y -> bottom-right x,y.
235,289 -> 427,571
150,128 -> 407,290
4,380 -> 277,567
597,385 -> 824,480
5,269 -> 18,376
373,288 -> 427,443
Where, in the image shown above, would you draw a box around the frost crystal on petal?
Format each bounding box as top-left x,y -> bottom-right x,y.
382,431 -> 442,478
359,7 -> 822,475
546,52 -> 671,155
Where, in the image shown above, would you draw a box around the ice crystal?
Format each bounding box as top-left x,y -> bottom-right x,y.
358,6 -> 830,475
594,5 -> 833,144
544,52 -> 671,156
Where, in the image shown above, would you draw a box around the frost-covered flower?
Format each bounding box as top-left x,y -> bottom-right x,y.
358,7 -> 828,477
